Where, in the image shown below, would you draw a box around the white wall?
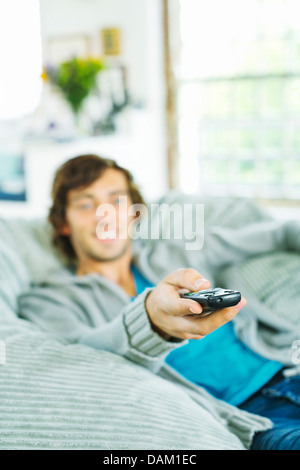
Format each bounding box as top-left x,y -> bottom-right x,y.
0,0 -> 168,219
40,0 -> 149,106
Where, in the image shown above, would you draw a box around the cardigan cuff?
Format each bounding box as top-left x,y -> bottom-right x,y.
123,287 -> 186,358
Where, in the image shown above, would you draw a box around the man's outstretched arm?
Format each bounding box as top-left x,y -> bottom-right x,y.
19,268 -> 246,372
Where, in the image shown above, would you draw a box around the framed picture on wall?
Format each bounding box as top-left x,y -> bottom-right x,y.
0,151 -> 26,202
101,28 -> 121,56
46,35 -> 93,65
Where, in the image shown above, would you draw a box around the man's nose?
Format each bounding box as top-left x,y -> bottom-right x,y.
95,202 -> 117,224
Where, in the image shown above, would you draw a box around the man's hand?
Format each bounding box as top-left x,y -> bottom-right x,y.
145,268 -> 247,341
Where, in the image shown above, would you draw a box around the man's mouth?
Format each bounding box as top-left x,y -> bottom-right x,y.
95,230 -> 118,241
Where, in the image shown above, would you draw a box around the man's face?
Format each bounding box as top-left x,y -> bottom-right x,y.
62,168 -> 135,264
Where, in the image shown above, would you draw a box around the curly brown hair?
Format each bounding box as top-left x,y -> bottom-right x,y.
48,154 -> 146,264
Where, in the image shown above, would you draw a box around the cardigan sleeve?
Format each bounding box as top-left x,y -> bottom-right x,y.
18,285 -> 186,373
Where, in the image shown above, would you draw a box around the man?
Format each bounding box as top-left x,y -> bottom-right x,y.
19,154 -> 300,450
47,153 -> 245,341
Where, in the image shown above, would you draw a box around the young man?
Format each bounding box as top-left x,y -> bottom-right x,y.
19,154 -> 300,450
47,154 -> 245,341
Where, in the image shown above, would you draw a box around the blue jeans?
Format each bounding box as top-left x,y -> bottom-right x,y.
240,371 -> 300,450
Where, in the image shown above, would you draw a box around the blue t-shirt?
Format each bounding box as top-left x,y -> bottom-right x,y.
130,264 -> 283,406
131,264 -> 153,299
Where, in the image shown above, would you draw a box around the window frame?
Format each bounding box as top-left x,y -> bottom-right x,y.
164,0 -> 300,206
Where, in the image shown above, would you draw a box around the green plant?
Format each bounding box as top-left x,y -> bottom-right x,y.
45,57 -> 106,115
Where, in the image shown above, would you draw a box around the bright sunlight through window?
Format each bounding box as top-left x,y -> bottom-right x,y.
174,0 -> 300,200
0,0 -> 42,120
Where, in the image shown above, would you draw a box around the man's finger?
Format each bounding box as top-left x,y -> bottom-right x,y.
180,297 -> 247,337
173,298 -> 247,339
164,268 -> 210,292
170,297 -> 204,316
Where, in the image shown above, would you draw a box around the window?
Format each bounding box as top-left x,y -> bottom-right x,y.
169,0 -> 300,200
0,0 -> 42,120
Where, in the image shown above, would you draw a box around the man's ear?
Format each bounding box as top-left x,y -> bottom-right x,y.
60,224 -> 71,236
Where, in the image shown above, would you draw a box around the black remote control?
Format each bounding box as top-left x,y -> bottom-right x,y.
180,287 -> 241,317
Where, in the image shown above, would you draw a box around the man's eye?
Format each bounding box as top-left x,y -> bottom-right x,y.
112,197 -> 128,206
77,203 -> 94,210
